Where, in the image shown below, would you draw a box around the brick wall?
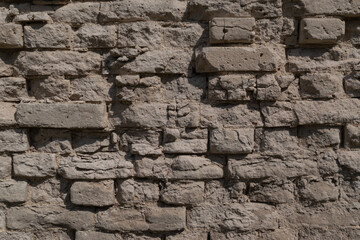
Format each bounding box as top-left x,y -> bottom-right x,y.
0,0 -> 360,239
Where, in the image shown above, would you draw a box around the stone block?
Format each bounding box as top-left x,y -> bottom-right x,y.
116,178 -> 159,205
0,129 -> 28,152
75,24 -> 117,49
210,18 -> 255,44
210,128 -> 254,154
0,156 -> 11,178
13,153 -> 56,178
0,180 -> 28,203
160,181 -> 204,206
0,24 -> 23,48
118,22 -> 163,48
299,73 -> 344,99
0,77 -> 27,101
52,2 -> 100,26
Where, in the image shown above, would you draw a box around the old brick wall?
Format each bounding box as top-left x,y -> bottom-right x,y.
0,0 -> 360,239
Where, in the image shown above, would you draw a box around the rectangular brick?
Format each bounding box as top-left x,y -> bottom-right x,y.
13,153 -> 56,178
0,24 -> 23,48
0,129 -> 28,152
299,73 -> 344,99
0,102 -> 17,126
196,47 -> 283,73
52,2 -> 100,26
210,128 -> 254,154
0,156 -> 11,178
0,77 -> 27,101
299,18 -> 345,44
75,24 -> 117,49
0,180 -> 28,203
16,103 -> 107,129
296,0 -> 360,17
145,207 -> 186,232
210,18 -> 255,44
345,124 -> 360,148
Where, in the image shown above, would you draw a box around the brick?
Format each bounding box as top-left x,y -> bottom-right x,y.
294,99 -> 360,125
59,152 -> 134,180
164,23 -> 206,47
0,156 -> 11,178
0,129 -> 28,152
256,74 -> 281,101
145,207 -> 186,232
163,139 -> 208,154
116,179 -> 159,205
14,12 -> 52,23
299,73 -> 344,99
13,153 -> 56,178
249,182 -> 295,204
299,126 -> 341,149
0,24 -> 23,48
70,180 -> 115,207
110,103 -> 168,128
29,76 -> 70,101
75,24 -> 117,49
210,128 -> 254,154
295,0 -> 360,17
160,182 -> 204,206
99,0 -> 186,22
0,180 -> 28,203
31,128 -> 72,154
210,18 -> 255,44
299,18 -> 345,44
0,232 -> 31,240
196,46 -> 283,72
24,23 -> 72,49
16,103 -> 107,129
260,102 -> 297,127
338,151 -> 360,174
118,22 -> 163,48
72,131 -> 113,153
0,102 -> 17,127
76,231 -> 121,240
344,72 -> 360,97
345,124 -> 360,148
15,51 -> 101,76
52,2 -> 100,26
258,128 -> 298,152
70,75 -> 113,102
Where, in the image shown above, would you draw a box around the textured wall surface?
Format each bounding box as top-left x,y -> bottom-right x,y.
0,0 -> 360,239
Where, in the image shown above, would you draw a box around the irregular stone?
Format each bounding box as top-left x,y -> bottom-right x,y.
15,51 -> 101,76
298,227 -> 360,240
299,18 -> 345,44
0,156 -> 11,178
7,206 -> 95,230
135,156 -> 224,180
31,128 -> 72,154
228,153 -> 318,180
72,131 -> 113,153
345,124 -> 360,148
208,74 -> 256,101
210,128 -> 254,154
164,23 -> 206,47
261,101 -> 297,127
0,102 -> 16,126
52,2 -> 100,26
70,75 -> 113,102
99,0 -> 186,22
24,23 -> 72,49
210,17 -> 255,44
294,99 -> 360,125
0,180 -> 27,203
13,153 -> 56,178
30,178 -> 65,205
16,103 -> 107,129
119,129 -> 161,156
167,231 -> 208,240
32,230 -> 72,240
120,49 -> 192,74
145,207 -> 186,232
0,23 -> 23,48
0,58 -> 13,77
0,77 -> 27,101
299,126 -> 341,148
256,74 -> 281,100
255,18 -> 283,44
29,76 -> 70,101
257,128 -> 298,152
118,22 -> 163,48
70,180 -> 115,207
298,179 -> 338,203
174,102 -> 201,128
75,24 -> 117,49
196,46 -> 284,73
337,151 -> 360,173
0,129 -> 29,152
163,139 -> 208,154
164,76 -> 206,101
200,103 -> 263,128
344,72 -> 360,97
59,152 -> 134,179
116,178 -> 159,205
249,181 -> 295,204
110,103 -> 168,128
299,73 -> 344,99
14,12 -> 52,23
345,20 -> 360,45
160,181 -> 204,206
96,207 -> 149,232
188,203 -> 279,231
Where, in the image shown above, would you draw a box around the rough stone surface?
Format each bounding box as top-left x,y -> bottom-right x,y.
0,1 -> 358,239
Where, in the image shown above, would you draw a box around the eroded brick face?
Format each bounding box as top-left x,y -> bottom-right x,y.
0,1 -> 359,239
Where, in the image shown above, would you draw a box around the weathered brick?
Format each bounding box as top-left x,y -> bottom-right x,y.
52,2 -> 100,26
160,182 -> 204,206
295,0 -> 360,17
0,156 -> 11,178
163,139 -> 208,154
70,180 -> 115,207
257,128 -> 298,152
344,72 -> 360,97
13,153 -> 56,178
116,178 -> 159,205
249,181 -> 295,204
256,74 -> 281,101
0,232 -> 31,240
0,129 -> 28,152
99,0 -> 186,22
15,51 -> 102,76
59,152 -> 134,180
145,207 -> 186,232
0,24 -> 23,48
0,180 -> 28,203
24,23 -> 72,49
110,103 -> 168,128
31,128 -> 72,154
300,73 -> 344,99
299,18 -> 345,44
14,12 -> 52,23
70,75 -> 113,102
228,153 -> 318,180
72,131 -> 113,153
294,99 -> 360,125
338,151 -> 360,174
29,76 -> 70,101
210,128 -> 254,154
260,102 -> 297,127
196,46 -> 283,73
299,126 -> 341,149
75,24 -> 117,49
345,124 -> 360,148
0,102 -> 17,127
118,22 -> 163,48
16,103 -> 107,129
210,18 -> 255,44
164,23 -> 206,47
